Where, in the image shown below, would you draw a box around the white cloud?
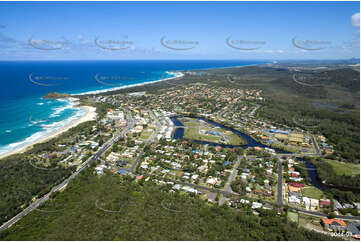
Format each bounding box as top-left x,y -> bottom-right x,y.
77,34 -> 90,44
351,13 -> 360,27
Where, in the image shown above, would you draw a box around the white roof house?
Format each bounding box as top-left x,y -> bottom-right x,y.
289,196 -> 301,204
252,202 -> 263,209
303,197 -> 310,210
310,198 -> 319,208
191,174 -> 199,180
206,177 -> 217,185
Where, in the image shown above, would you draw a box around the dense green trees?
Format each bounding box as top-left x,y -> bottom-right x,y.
0,154 -> 71,224
260,99 -> 359,163
0,171 -> 336,241
0,121 -> 97,224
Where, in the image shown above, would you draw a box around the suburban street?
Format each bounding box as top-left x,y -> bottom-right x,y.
130,110 -> 160,172
311,134 -> 320,155
219,155 -> 242,206
276,157 -> 283,206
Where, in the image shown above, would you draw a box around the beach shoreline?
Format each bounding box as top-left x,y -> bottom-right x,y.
73,71 -> 185,96
0,105 -> 97,160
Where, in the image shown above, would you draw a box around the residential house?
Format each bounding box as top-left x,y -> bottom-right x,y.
319,199 -> 331,208
347,222 -> 360,239
321,218 -> 347,232
289,195 -> 301,204
303,197 -> 310,210
252,202 -> 263,209
310,198 -> 319,210
207,192 -> 217,203
333,200 -> 343,210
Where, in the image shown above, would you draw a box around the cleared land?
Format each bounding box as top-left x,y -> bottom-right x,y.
323,159 -> 360,176
179,118 -> 246,145
140,130 -> 154,140
302,186 -> 324,199
287,211 -> 299,223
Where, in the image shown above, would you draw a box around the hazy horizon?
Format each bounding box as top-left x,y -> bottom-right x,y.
0,1 -> 359,61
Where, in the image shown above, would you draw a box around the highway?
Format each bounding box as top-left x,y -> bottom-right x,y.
0,109 -> 134,232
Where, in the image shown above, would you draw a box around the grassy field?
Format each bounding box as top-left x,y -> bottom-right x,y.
227,131 -> 246,145
140,130 -> 153,140
180,117 -> 246,145
184,126 -> 220,143
323,159 -> 360,176
287,211 -> 299,224
298,214 -> 325,234
302,186 -> 324,199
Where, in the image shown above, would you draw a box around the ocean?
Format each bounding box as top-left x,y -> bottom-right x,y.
0,60 -> 265,156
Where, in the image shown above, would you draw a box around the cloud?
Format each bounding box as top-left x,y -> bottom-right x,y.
0,32 -> 16,43
351,13 -> 360,27
77,34 -> 90,45
252,49 -> 285,54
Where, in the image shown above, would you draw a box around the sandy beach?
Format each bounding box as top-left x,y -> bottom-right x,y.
0,105 -> 97,160
75,71 -> 184,95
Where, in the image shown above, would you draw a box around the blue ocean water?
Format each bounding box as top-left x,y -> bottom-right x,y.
0,60 -> 266,155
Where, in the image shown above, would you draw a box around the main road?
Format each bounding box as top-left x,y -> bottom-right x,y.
130,110 -> 161,172
276,157 -> 283,206
0,109 -> 134,232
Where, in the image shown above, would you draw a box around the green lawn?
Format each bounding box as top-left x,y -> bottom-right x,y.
183,122 -> 221,143
323,159 -> 360,176
302,186 -> 323,199
287,211 -> 299,223
227,132 -> 246,145
180,117 -> 246,145
140,130 -> 153,140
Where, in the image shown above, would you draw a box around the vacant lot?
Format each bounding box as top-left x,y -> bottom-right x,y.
302,186 -> 324,199
287,211 -> 299,223
180,117 -> 245,145
140,130 -> 153,140
323,159 -> 360,177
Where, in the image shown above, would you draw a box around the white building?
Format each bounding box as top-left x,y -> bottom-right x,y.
303,197 -> 310,210
252,202 -> 263,209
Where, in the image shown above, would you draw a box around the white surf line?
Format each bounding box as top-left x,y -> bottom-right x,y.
74,72 -> 185,96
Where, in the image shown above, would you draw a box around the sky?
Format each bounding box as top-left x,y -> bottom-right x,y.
0,1 -> 359,60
